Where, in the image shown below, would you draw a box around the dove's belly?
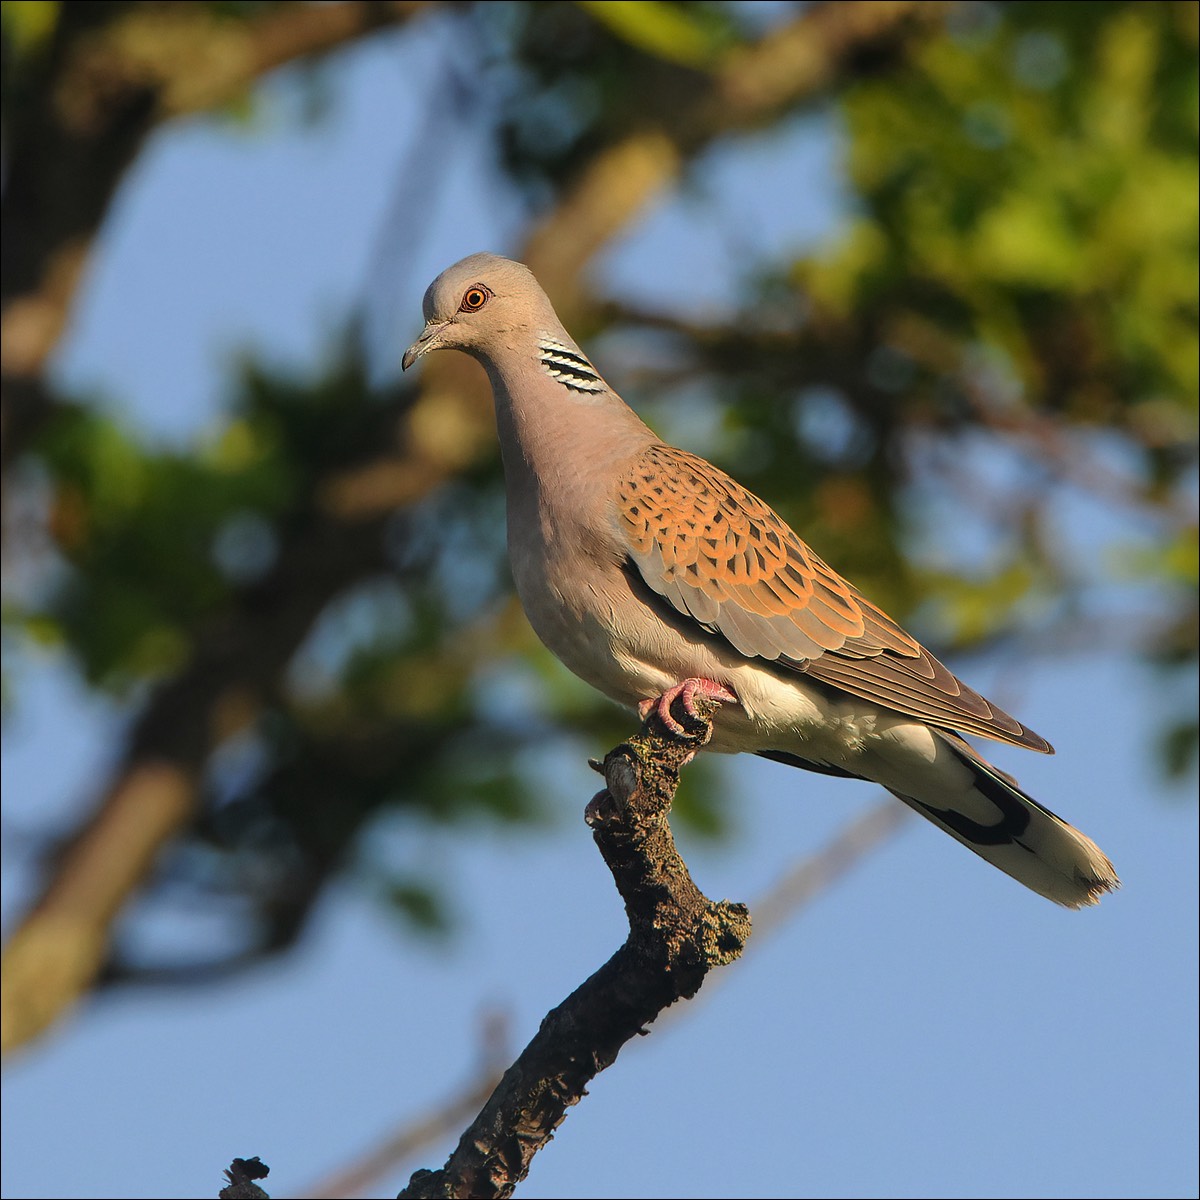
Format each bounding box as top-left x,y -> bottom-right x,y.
512,545 -> 895,766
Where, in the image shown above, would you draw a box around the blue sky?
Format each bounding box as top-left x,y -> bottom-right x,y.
3,20 -> 1197,1200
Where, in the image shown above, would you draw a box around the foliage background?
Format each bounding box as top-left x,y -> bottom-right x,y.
2,2 -> 1197,1198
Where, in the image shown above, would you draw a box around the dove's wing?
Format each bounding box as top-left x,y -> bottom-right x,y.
616,443 -> 1051,753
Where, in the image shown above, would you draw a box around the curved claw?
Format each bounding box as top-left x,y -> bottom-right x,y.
640,678 -> 739,737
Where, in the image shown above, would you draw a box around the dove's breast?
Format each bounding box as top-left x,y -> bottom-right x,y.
509,518 -> 872,760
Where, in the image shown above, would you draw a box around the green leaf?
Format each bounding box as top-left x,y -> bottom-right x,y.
1,1 -> 59,57
577,0 -> 726,70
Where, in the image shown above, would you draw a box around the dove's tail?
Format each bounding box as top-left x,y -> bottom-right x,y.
887,733 -> 1119,908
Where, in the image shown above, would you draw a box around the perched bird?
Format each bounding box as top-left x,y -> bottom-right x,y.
403,252 -> 1119,908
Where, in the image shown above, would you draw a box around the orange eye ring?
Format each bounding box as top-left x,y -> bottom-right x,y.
460,285 -> 491,312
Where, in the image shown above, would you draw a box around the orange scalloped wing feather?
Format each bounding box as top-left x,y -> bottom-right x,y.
616,444 -> 1050,753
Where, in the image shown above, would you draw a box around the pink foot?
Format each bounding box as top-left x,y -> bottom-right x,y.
638,678 -> 739,736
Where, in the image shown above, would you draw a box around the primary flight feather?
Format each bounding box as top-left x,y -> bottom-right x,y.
403,252 -> 1118,908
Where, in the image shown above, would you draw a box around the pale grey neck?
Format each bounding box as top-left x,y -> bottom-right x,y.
477,339 -> 658,528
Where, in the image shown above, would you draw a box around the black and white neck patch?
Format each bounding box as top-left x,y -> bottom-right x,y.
538,336 -> 606,395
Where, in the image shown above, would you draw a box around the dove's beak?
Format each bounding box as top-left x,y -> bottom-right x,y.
402,321 -> 447,371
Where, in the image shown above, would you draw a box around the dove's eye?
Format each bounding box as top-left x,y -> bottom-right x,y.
460,286 -> 491,312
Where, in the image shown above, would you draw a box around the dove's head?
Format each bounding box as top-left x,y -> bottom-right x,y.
402,253 -> 553,371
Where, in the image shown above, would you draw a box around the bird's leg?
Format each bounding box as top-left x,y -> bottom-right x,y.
638,678 -> 739,737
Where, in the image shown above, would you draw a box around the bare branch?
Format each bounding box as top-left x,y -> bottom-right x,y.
399,698 -> 751,1199
303,797 -> 909,1198
219,1157 -> 270,1200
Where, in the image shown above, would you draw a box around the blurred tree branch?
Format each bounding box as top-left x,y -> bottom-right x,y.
1,0 -> 429,469
1,498 -> 395,1049
524,0 -> 947,308
303,1011 -> 509,1200
3,0 -> 1194,1065
0,4 -> 1193,1196
2,0 -> 948,1054
598,299 -> 1199,523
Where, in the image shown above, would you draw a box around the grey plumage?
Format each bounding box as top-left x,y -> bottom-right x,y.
403,252 -> 1119,908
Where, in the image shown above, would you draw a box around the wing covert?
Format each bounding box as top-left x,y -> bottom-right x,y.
615,443 -> 1051,752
